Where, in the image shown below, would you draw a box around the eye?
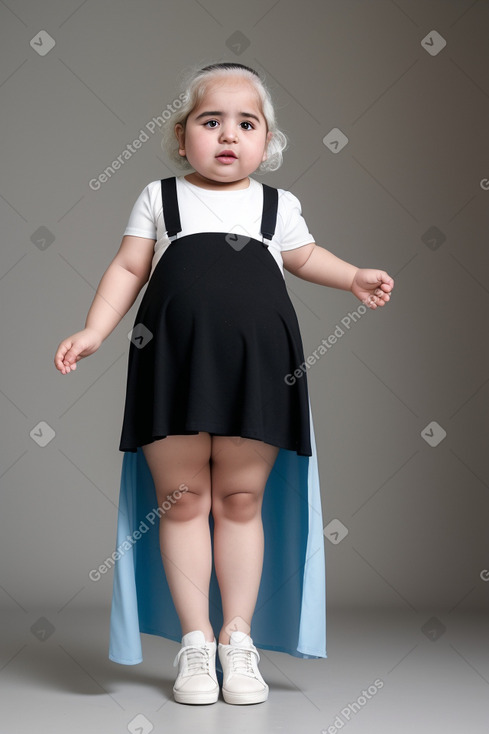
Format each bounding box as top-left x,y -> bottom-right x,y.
240,121 -> 254,130
203,119 -> 219,128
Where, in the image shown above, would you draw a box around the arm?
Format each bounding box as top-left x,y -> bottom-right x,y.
85,235 -> 155,340
282,242 -> 394,308
54,235 -> 155,374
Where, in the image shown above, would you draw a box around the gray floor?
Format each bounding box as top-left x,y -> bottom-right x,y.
0,607 -> 487,733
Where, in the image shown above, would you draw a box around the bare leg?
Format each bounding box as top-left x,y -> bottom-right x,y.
142,432 -> 215,642
210,436 -> 279,645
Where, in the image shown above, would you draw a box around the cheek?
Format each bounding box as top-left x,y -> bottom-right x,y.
188,130 -> 208,153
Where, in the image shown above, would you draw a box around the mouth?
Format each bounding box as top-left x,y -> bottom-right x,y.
216,150 -> 237,164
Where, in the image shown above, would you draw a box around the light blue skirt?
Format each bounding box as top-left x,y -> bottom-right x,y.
108,399 -> 327,664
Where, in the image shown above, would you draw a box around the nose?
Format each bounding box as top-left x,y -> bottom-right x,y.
219,123 -> 237,142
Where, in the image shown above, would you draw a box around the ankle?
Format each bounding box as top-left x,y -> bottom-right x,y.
218,623 -> 251,646
182,627 -> 215,643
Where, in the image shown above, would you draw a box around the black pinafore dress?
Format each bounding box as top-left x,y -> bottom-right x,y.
119,177 -> 312,456
109,177 -> 326,666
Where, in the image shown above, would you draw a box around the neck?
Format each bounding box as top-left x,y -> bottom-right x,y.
184,173 -> 250,190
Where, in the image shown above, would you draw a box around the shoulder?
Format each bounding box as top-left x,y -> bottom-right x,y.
143,179 -> 164,195
127,179 -> 161,203
270,186 -> 313,248
129,180 -> 165,212
277,188 -> 303,212
248,178 -> 302,209
125,180 -> 163,226
275,189 -> 305,231
253,179 -> 303,213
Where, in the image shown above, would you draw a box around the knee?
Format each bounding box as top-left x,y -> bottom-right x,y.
213,490 -> 262,523
155,486 -> 211,522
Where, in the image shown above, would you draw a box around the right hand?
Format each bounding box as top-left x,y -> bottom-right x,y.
54,328 -> 103,374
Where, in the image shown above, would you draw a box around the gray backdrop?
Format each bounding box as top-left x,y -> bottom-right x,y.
1,0 -> 488,637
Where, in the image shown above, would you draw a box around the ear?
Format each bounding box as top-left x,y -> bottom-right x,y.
174,123 -> 186,157
262,130 -> 273,161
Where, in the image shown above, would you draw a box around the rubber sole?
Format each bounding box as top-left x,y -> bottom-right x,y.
221,686 -> 269,705
173,685 -> 219,705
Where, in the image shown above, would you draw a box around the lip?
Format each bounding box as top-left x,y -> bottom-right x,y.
216,150 -> 237,164
216,150 -> 237,158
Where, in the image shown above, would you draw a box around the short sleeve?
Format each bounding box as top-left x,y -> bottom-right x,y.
277,190 -> 314,251
123,184 -> 157,239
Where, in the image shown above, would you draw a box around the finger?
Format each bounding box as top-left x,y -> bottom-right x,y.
55,344 -> 68,366
63,346 -> 82,365
380,273 -> 394,290
376,285 -> 392,301
55,349 -> 72,372
372,292 -> 389,308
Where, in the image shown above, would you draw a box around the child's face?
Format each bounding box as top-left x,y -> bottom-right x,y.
174,76 -> 272,189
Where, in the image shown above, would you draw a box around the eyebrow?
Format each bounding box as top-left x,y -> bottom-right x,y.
194,110 -> 262,123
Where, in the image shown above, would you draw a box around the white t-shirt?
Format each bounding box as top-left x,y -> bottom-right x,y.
123,176 -> 315,280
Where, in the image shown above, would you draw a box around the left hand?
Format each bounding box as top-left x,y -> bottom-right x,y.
350,269 -> 394,309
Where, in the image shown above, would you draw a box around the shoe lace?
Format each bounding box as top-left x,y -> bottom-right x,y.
173,644 -> 211,673
228,647 -> 259,676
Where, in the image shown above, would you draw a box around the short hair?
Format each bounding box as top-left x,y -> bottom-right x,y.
161,62 -> 287,173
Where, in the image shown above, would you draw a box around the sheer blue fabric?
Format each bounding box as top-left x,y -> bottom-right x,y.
108,399 -> 326,664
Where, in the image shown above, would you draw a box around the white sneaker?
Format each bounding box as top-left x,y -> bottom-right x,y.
172,630 -> 219,704
218,630 -> 269,704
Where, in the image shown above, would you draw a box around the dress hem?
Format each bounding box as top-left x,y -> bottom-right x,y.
109,624 -> 327,664
119,424 -> 312,457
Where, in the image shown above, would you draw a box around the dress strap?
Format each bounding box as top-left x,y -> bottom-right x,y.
260,184 -> 279,241
161,177 -> 278,241
160,177 -> 182,237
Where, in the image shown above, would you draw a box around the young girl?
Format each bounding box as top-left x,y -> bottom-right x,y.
54,62 -> 393,706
